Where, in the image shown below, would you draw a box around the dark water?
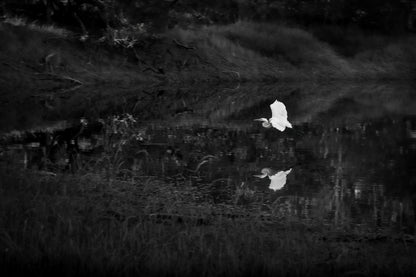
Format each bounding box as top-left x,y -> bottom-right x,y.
1,82 -> 416,232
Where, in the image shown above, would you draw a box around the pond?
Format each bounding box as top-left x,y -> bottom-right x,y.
1,82 -> 416,232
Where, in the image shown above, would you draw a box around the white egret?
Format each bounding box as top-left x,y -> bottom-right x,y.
255,100 -> 292,131
254,168 -> 292,191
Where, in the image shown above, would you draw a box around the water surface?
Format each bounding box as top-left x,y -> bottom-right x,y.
1,82 -> 416,232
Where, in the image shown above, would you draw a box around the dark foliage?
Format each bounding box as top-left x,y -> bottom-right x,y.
2,0 -> 415,35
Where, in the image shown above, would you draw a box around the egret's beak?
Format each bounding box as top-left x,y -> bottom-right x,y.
253,173 -> 268,178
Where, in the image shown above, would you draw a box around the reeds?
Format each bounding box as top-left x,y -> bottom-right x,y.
1,164 -> 416,277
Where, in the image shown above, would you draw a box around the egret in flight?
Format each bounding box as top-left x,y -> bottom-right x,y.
255,100 -> 292,131
254,168 -> 292,191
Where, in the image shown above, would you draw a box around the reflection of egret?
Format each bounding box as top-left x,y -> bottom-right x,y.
254,168 -> 292,191
255,100 -> 292,131
353,179 -> 365,199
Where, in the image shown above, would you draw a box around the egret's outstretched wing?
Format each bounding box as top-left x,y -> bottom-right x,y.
270,100 -> 288,119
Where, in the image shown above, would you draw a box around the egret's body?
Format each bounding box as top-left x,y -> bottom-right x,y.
254,168 -> 292,191
255,100 -> 292,131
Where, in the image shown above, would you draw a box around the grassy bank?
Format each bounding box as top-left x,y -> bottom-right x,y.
0,18 -> 159,95
168,21 -> 416,81
0,166 -> 415,277
0,18 -> 415,90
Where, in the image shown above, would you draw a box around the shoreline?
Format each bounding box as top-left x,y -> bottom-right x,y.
1,21 -> 415,94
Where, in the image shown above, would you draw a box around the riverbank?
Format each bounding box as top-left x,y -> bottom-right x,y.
1,19 -> 415,93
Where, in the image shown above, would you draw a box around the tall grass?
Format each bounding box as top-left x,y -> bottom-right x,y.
1,17 -> 415,84
1,164 -> 416,276
168,23 -> 301,81
353,36 -> 416,79
217,22 -> 350,70
168,21 -> 416,81
168,21 -> 355,80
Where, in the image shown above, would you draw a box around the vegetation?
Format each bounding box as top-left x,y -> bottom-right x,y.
0,0 -> 415,86
1,18 -> 415,88
1,165 -> 416,277
3,0 -> 415,34
0,17 -> 159,88
171,21 -> 416,81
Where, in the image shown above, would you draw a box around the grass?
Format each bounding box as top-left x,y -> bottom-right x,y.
167,21 -> 416,81
216,22 -> 352,71
0,18 -> 157,92
352,36 -> 416,78
1,163 -> 416,277
0,17 -> 415,87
